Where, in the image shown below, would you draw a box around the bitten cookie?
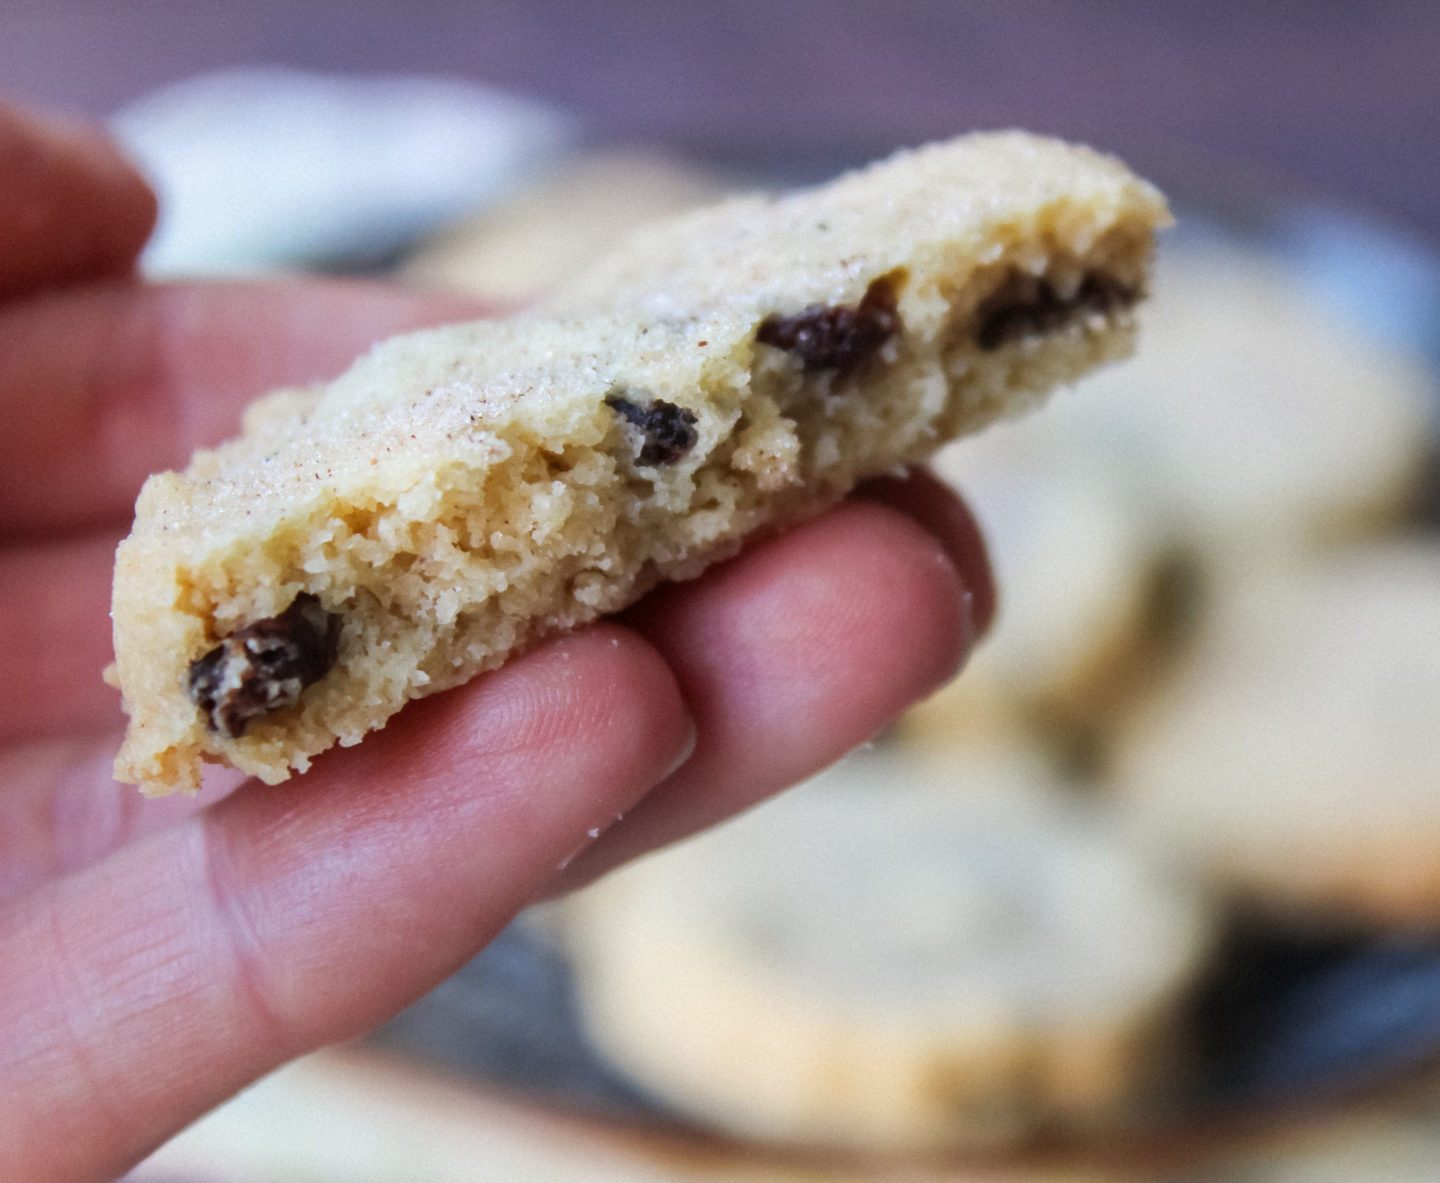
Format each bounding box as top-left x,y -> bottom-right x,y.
111,131 -> 1167,794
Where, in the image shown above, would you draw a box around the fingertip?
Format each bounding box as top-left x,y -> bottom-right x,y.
855,466 -> 997,640
0,102 -> 157,299
554,501 -> 980,890
796,499 -> 978,699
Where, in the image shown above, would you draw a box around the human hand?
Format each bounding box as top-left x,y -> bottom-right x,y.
0,101 -> 993,1180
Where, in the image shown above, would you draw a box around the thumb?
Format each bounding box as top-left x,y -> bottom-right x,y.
0,627 -> 689,1182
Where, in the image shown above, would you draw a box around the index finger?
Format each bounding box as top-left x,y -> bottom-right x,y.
0,102 -> 156,300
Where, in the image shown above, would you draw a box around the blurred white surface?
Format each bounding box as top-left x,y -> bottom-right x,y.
111,67 -> 573,277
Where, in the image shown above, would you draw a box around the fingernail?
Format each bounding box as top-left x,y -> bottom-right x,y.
937,579 -> 979,690
660,710 -> 699,782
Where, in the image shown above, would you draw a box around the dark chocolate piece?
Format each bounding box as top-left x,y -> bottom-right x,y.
755,274 -> 901,375
189,593 -> 342,738
975,272 -> 1138,352
604,393 -> 699,466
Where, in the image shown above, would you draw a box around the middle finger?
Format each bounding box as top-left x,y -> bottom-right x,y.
0,532 -> 123,740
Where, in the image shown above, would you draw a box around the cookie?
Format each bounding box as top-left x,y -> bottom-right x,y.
1042,241 -> 1436,558
111,131 -> 1168,794
1114,540 -> 1440,926
560,753 -> 1214,1154
400,149 -> 731,305
899,419 -> 1168,755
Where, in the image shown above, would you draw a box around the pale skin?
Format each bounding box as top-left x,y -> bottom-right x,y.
0,102 -> 994,1181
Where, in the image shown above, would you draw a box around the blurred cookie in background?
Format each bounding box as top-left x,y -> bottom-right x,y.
900,233 -> 1435,771
400,149 -> 733,305
903,425 -> 1180,763
560,752 -> 1215,1156
1047,240 -> 1436,561
1113,539 -> 1440,928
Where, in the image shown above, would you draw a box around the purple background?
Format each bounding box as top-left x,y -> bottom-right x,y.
4,1 -> 1439,243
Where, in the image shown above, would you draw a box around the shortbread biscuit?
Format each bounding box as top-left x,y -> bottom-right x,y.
111,132 -> 1167,794
560,755 -> 1213,1154
899,421 -> 1167,754
1115,540 -> 1440,926
1039,241 -> 1436,557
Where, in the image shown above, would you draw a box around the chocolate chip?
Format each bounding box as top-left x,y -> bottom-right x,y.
604,392 -> 699,466
974,271 -> 1139,352
755,274 -> 901,375
189,594 -> 342,738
